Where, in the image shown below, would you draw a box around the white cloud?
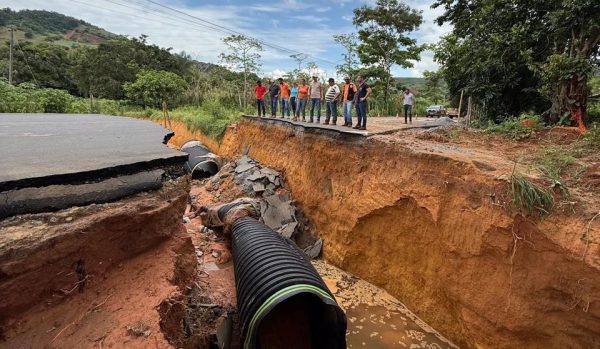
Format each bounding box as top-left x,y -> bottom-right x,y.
4,0 -> 451,77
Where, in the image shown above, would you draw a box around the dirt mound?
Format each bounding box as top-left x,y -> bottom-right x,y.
216,119 -> 600,349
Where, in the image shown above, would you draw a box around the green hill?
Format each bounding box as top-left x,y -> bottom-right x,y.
0,8 -> 118,47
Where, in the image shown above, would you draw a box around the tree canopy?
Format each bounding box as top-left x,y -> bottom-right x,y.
433,0 -> 600,126
124,69 -> 187,109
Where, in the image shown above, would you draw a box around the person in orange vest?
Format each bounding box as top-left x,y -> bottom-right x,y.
341,77 -> 357,127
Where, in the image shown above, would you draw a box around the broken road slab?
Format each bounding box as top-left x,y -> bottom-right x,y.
0,113 -> 187,191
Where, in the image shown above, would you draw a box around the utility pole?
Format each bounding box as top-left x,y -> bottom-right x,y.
9,26 -> 13,85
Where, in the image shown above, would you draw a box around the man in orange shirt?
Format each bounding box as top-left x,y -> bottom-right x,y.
278,78 -> 291,118
342,77 -> 357,127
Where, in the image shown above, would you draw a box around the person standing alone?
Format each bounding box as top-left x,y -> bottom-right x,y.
353,75 -> 371,130
254,80 -> 267,117
342,77 -> 357,127
268,79 -> 280,117
308,75 -> 323,123
403,88 -> 415,124
279,78 -> 291,118
324,78 -> 340,125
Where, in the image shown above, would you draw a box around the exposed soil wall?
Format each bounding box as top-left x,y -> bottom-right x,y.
216,119 -> 600,349
0,177 -> 190,324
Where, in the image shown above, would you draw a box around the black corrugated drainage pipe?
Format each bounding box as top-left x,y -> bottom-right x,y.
181,140 -> 221,179
230,217 -> 347,349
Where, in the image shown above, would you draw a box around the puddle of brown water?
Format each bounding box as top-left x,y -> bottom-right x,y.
312,260 -> 458,349
346,304 -> 453,349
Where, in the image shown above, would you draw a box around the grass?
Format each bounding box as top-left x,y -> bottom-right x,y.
510,172 -> 554,216
125,103 -> 246,140
481,113 -> 542,140
533,146 -> 583,186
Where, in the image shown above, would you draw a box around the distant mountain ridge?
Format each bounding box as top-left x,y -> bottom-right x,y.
0,8 -> 118,46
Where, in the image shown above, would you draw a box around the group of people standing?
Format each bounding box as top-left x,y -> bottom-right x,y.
254,75 -> 372,130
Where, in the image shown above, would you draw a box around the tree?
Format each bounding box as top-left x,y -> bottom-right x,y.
219,34 -> 263,108
290,53 -> 308,72
433,0 -> 600,128
333,33 -> 359,78
124,69 -> 187,127
422,70 -> 446,104
353,0 -> 423,111
70,36 -> 190,99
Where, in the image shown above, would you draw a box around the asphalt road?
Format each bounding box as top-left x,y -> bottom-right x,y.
0,114 -> 187,190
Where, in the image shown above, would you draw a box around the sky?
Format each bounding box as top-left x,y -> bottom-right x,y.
4,0 -> 452,78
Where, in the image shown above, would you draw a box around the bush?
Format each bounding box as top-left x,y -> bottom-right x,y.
482,113 -> 542,140
34,88 -> 73,113
66,98 -> 92,113
588,103 -> 600,124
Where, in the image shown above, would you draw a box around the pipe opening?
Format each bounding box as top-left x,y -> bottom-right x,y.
256,292 -> 346,349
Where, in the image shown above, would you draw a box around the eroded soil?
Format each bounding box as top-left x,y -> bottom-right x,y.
216,118 -> 600,349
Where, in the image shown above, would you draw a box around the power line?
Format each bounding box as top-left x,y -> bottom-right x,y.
14,40 -> 38,85
139,0 -> 338,66
73,0 -> 340,69
99,0 -> 234,37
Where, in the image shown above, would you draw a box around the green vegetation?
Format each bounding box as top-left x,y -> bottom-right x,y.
353,0 -> 424,114
0,8 -> 116,45
433,0 -> 599,127
511,172 -> 554,216
124,70 -> 187,109
480,114 -> 541,140
125,103 -> 243,140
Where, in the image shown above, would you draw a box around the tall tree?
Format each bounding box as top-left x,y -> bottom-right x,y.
422,70 -> 446,104
353,0 -> 423,110
434,0 -> 600,128
124,69 -> 187,127
219,34 -> 263,108
333,33 -> 359,78
290,53 -> 308,72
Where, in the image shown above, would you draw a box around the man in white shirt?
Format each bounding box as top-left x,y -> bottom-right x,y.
308,75 -> 323,123
324,78 -> 341,125
403,88 -> 416,124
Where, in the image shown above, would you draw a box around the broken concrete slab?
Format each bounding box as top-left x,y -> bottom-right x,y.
260,194 -> 297,236
277,222 -> 298,239
303,239 -> 323,259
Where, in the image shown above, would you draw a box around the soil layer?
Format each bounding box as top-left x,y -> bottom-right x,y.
216,119 -> 600,349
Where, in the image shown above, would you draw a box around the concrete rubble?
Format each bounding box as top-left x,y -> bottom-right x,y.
207,155 -> 322,257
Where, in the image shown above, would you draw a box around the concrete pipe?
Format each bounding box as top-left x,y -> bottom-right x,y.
181,140 -> 221,179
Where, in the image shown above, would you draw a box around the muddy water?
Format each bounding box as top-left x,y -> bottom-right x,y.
313,260 -> 458,349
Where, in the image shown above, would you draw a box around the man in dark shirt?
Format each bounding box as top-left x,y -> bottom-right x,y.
268,79 -> 280,117
353,75 -> 372,130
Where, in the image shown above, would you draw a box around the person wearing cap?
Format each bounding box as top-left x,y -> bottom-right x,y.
342,77 -> 357,127
294,79 -> 309,122
308,75 -> 323,123
268,79 -> 280,117
279,78 -> 291,119
324,78 -> 341,125
353,74 -> 372,130
254,80 -> 267,117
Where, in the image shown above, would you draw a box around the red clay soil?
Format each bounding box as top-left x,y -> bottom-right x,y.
0,178 -> 195,349
216,119 -> 600,349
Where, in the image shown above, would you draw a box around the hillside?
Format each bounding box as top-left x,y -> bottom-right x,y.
0,8 -> 117,47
